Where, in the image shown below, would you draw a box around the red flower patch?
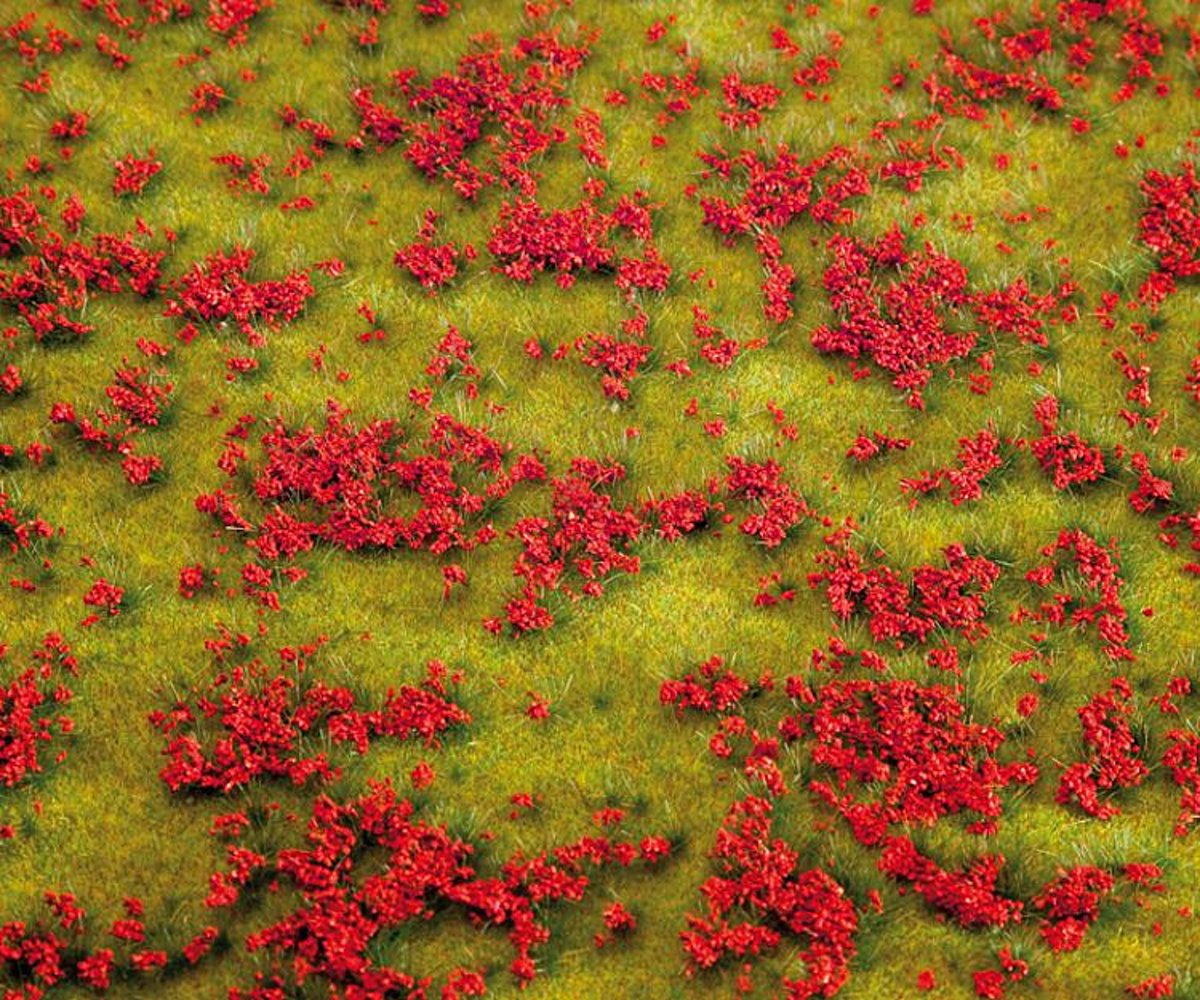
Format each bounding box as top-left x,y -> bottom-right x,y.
681,795 -> 858,999
1056,678 -> 1147,820
149,648 -> 469,794
792,678 -> 1037,844
394,208 -> 471,291
809,526 -> 1001,648
219,779 -> 669,994
0,634 -> 77,791
163,245 -> 314,347
1029,395 -> 1107,491
112,152 -> 163,197
1019,529 -> 1133,661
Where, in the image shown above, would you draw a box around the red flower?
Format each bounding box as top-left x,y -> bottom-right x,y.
112,152 -> 163,197
82,578 -> 124,621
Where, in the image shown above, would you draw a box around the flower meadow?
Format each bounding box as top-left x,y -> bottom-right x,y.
1,0 -> 1199,997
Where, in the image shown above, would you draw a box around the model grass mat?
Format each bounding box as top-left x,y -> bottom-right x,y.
1,1 -> 1200,997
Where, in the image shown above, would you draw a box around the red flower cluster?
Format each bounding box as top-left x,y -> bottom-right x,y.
900,425 -> 1004,506
489,195 -> 614,285
502,457 -> 642,634
1127,974 -> 1176,998
595,900 -> 636,947
812,225 -> 1060,409
971,947 -> 1029,999
846,430 -> 912,463
111,151 -> 163,197
1031,865 -> 1116,953
206,0 -> 270,48
573,106 -> 608,168
0,492 -> 56,562
1127,451 -> 1173,514
394,208 -> 472,291
0,187 -> 165,344
0,634 -> 76,791
878,836 -> 1022,928
150,649 -> 470,794
0,890 -> 218,993
697,143 -> 865,238
1163,728 -> 1200,836
1056,677 -> 1147,820
681,795 -> 858,1000
1030,395 -> 1107,490
489,187 -> 667,298
931,46 -> 1063,118
927,1 -> 1179,118
212,151 -> 273,196
809,527 -> 1001,648
221,779 -> 670,995
352,26 -> 593,199
660,655 -> 760,717
718,72 -> 782,130
577,308 -> 655,400
81,577 -> 124,625
1137,161 -> 1199,306
199,397 -> 543,567
189,81 -> 228,118
162,245 -> 314,347
646,487 -> 713,541
773,25 -> 845,100
792,678 -> 1037,844
49,362 -> 173,485
725,456 -> 812,548
697,143 -> 866,322
1019,529 -> 1132,661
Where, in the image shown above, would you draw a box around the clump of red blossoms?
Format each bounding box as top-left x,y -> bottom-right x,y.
680,794 -> 858,999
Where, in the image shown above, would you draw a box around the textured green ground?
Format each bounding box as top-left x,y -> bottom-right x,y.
2,0 -> 1200,997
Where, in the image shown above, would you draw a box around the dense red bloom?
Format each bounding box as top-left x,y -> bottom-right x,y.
809,528 -> 1001,648
1139,162 -> 1199,280
725,456 -> 811,548
150,652 -> 469,794
901,425 -> 1004,505
224,779 -> 669,994
163,245 -> 314,347
1163,729 -> 1200,836
814,225 -> 1063,408
846,430 -> 912,463
0,492 -> 56,560
1056,678 -> 1147,819
0,634 -> 77,789
198,397 -> 544,586
718,72 -> 782,130
351,27 -> 592,199
394,209 -> 469,290
0,188 -> 165,344
646,489 -> 712,540
791,677 -> 1037,844
1021,529 -> 1133,661
49,361 -> 173,485
207,0 -> 271,47
1031,865 -> 1117,952
660,655 -> 758,716
112,152 -> 163,197
82,577 -> 124,619
681,795 -> 858,998
1029,395 -> 1106,490
190,81 -> 228,117
879,836 -> 1022,928
1127,974 -> 1176,998
502,457 -> 642,634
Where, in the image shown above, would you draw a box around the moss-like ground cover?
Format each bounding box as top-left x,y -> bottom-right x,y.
1,0 -> 1200,997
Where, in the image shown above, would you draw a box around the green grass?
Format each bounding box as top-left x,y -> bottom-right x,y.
2,0 -> 1200,997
